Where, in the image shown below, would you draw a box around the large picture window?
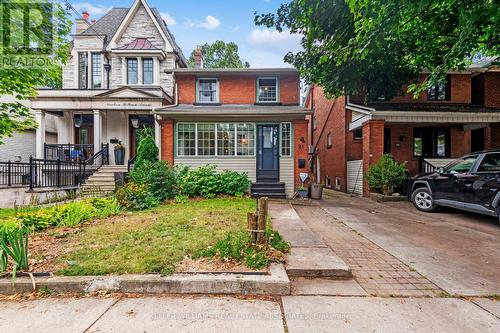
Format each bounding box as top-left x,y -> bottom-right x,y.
127,58 -> 138,84
176,123 -> 255,157
91,53 -> 101,89
281,122 -> 292,156
142,58 -> 153,84
197,78 -> 218,103
78,52 -> 88,89
257,77 -> 278,102
413,128 -> 450,158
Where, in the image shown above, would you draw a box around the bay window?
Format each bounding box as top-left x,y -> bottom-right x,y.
176,123 -> 256,157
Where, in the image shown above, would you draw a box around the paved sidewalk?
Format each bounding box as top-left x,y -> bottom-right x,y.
293,204 -> 442,296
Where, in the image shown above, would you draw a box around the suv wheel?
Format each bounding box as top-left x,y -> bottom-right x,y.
411,188 -> 436,212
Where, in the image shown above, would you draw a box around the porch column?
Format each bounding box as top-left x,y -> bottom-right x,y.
93,110 -> 102,155
362,120 -> 385,197
154,115 -> 162,159
35,110 -> 46,159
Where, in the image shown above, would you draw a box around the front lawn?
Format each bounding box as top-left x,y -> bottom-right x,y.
30,197 -> 257,275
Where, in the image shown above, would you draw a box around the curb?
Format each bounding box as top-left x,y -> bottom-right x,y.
0,264 -> 290,296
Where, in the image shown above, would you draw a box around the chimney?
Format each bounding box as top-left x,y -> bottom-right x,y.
91,19 -> 96,25
75,11 -> 90,34
193,47 -> 203,68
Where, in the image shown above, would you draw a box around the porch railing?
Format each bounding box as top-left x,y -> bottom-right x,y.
44,143 -> 94,161
0,161 -> 31,186
420,158 -> 455,173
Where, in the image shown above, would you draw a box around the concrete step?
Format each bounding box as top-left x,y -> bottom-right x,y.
285,247 -> 352,279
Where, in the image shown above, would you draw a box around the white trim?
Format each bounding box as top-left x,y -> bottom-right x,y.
349,114 -> 372,131
257,76 -> 279,103
107,0 -> 171,51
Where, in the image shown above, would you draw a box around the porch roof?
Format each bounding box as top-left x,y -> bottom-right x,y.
153,104 -> 312,121
348,103 -> 500,130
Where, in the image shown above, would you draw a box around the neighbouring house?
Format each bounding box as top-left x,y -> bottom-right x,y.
29,0 -> 187,165
153,68 -> 311,198
306,61 -> 500,196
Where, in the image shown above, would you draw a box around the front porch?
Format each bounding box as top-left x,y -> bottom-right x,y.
31,87 -> 168,165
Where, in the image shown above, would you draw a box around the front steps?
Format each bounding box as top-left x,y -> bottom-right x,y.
251,182 -> 286,199
81,165 -> 128,197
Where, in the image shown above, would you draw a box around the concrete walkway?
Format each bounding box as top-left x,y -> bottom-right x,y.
1,295 -> 498,332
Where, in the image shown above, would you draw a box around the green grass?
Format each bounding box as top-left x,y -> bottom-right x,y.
56,197 -> 256,275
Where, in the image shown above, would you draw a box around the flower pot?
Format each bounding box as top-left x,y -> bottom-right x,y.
310,184 -> 323,200
297,189 -> 308,198
114,148 -> 125,165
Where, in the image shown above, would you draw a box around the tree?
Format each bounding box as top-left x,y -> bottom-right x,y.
188,40 -> 250,68
0,1 -> 71,144
255,0 -> 499,101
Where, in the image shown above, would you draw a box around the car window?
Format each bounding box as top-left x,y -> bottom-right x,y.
443,155 -> 478,174
477,153 -> 500,172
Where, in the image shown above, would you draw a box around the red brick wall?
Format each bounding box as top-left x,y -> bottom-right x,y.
484,72 -> 500,108
176,74 -> 300,105
160,119 -> 174,165
362,120 -> 385,196
293,120 -> 309,190
346,109 -> 363,161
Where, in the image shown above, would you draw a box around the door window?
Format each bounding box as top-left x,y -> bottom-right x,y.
477,153 -> 500,172
80,128 -> 89,145
443,155 -> 478,174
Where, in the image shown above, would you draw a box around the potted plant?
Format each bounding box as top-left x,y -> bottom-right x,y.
114,141 -> 126,165
297,185 -> 308,198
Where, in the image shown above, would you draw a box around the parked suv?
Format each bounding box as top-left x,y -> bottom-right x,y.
410,150 -> 500,222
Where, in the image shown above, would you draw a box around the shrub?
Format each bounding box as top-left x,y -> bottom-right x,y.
130,160 -> 178,202
219,170 -> 251,196
177,165 -> 220,198
366,154 -> 408,195
115,182 -> 159,211
54,201 -> 95,227
87,197 -> 122,218
134,135 -> 158,169
0,226 -> 29,277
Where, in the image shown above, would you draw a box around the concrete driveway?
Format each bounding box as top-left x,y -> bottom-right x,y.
318,191 -> 500,296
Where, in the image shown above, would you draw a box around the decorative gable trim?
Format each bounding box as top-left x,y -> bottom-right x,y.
107,0 -> 171,51
95,86 -> 161,99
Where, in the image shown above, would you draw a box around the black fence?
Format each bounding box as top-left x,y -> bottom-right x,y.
0,161 -> 31,186
44,143 -> 94,161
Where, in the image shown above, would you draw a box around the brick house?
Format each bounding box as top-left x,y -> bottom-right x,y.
306,62 -> 500,196
154,67 -> 311,198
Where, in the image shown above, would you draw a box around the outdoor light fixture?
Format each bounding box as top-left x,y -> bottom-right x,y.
103,63 -> 111,72
74,115 -> 83,128
131,118 -> 140,128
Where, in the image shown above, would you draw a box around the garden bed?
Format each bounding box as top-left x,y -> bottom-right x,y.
18,197 -> 284,276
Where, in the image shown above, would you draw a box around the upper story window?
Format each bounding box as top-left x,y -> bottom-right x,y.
427,75 -> 451,101
353,128 -> 363,140
142,58 -> 153,84
257,77 -> 279,103
127,58 -> 138,85
78,52 -> 88,89
197,78 -> 219,103
91,53 -> 102,89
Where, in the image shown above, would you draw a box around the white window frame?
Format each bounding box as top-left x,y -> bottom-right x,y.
257,77 -> 279,103
280,122 -> 292,157
196,78 -> 219,103
176,122 -> 256,157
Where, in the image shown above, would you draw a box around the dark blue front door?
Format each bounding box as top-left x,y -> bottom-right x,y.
257,125 -> 279,182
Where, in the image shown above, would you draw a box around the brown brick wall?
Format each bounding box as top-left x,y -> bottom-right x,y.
484,72 -> 500,108
160,119 -> 174,165
362,120 -> 385,196
176,74 -> 300,105
293,119 -> 309,190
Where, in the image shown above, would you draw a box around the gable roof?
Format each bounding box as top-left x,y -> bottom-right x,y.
116,38 -> 159,50
78,2 -> 187,67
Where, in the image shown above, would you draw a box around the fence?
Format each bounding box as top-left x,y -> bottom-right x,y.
0,161 -> 31,187
44,143 -> 94,161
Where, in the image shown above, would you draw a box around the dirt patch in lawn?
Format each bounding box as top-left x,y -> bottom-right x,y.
175,257 -> 266,273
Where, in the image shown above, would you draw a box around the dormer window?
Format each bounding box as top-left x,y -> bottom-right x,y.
197,78 -> 219,103
142,58 -> 153,85
127,58 -> 138,84
257,77 -> 279,103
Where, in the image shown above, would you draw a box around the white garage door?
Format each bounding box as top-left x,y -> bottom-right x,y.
347,160 -> 363,196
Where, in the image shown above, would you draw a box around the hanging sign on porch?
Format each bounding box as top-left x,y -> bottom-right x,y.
299,172 -> 309,183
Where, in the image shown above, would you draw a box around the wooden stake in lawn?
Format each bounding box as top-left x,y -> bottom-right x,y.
256,197 -> 268,244
247,212 -> 258,243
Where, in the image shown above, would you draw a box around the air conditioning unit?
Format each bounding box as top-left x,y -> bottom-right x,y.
308,145 -> 316,154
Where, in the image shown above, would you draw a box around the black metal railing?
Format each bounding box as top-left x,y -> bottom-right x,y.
0,161 -> 31,186
85,144 -> 109,169
127,155 -> 137,173
44,143 -> 94,161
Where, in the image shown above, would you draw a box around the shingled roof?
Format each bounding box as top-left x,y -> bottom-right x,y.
78,7 -> 187,66
116,38 -> 159,50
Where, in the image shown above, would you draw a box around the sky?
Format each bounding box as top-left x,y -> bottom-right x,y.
69,0 -> 302,67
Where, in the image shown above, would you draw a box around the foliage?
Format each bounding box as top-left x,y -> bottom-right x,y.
2,198 -> 122,232
0,0 -> 72,143
0,227 -> 29,278
366,154 -> 408,195
130,160 -> 178,202
266,228 -> 290,253
188,40 -> 250,68
255,0 -> 500,100
218,170 -> 252,196
115,182 -> 159,211
0,248 -> 7,273
134,134 -> 158,169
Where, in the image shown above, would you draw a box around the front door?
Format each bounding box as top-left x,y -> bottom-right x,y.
257,125 -> 279,182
